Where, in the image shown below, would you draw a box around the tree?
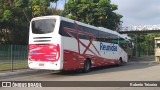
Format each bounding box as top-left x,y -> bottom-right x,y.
129,33 -> 160,56
63,0 -> 122,30
0,0 -> 61,44
0,0 -> 15,44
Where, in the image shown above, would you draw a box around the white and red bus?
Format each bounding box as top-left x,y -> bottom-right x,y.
28,15 -> 129,72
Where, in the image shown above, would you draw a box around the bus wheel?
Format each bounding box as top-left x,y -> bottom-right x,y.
83,59 -> 91,72
118,57 -> 123,66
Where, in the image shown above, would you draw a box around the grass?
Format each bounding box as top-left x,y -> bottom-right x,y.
0,45 -> 28,71
0,61 -> 28,71
130,55 -> 155,61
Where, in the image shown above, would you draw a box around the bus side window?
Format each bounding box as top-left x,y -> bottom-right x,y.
59,21 -> 74,37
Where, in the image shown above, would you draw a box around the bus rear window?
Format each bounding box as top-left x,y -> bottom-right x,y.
32,19 -> 56,34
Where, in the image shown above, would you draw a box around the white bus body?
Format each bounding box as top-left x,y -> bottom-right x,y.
28,15 -> 128,71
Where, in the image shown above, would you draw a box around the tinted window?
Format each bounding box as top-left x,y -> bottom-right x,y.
59,20 -> 120,43
59,21 -> 74,37
32,19 -> 56,34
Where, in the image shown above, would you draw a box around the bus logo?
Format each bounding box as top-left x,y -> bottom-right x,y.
100,42 -> 117,51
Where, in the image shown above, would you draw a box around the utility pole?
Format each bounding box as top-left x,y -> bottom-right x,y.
136,35 -> 138,57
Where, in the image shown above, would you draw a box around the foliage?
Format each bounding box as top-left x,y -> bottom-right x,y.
0,0 -> 61,45
63,0 -> 123,30
129,33 -> 160,56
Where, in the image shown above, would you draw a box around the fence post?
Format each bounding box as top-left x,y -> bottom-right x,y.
11,45 -> 13,72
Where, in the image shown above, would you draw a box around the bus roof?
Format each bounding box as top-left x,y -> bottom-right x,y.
32,15 -> 130,40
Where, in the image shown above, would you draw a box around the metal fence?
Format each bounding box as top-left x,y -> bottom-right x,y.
0,45 -> 28,71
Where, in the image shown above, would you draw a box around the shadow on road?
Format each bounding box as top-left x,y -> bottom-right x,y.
52,59 -> 156,76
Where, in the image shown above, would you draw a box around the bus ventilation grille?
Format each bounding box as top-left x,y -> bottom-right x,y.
33,37 -> 52,42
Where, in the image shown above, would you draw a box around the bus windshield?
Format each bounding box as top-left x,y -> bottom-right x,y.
32,19 -> 56,34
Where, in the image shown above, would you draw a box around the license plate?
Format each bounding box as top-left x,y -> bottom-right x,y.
39,63 -> 44,66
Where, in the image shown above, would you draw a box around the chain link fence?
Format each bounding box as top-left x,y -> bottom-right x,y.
0,45 -> 28,71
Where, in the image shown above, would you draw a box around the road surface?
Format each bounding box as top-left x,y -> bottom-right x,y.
1,57 -> 160,90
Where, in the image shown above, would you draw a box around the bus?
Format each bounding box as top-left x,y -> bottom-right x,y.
28,15 -> 129,72
111,35 -> 132,59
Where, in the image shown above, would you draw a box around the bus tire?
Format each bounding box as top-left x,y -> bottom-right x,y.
118,57 -> 123,66
83,59 -> 91,73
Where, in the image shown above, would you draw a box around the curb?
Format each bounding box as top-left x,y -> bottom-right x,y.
150,61 -> 160,65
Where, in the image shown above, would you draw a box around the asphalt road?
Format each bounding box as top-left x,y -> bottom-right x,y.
1,57 -> 160,90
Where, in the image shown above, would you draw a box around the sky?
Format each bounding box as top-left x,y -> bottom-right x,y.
111,0 -> 160,27
51,0 -> 160,27
50,0 -> 65,10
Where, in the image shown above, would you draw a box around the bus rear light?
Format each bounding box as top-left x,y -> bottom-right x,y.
49,46 -> 54,49
29,44 -> 60,62
28,58 -> 35,61
51,52 -> 57,54
53,49 -> 57,51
